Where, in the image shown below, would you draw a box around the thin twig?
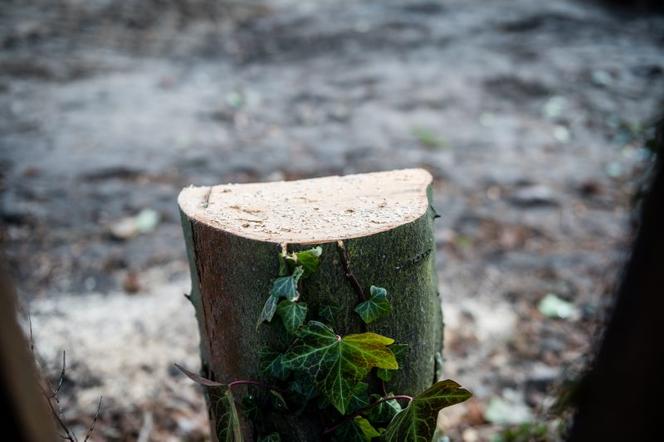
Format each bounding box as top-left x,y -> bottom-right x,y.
28,312 -> 35,356
83,397 -> 103,442
336,241 -> 366,301
53,350 -> 67,398
323,395 -> 413,435
45,393 -> 77,442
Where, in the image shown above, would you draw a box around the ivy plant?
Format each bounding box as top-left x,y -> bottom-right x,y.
179,243 -> 471,441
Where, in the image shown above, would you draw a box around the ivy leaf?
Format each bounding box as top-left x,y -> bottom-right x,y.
348,382 -> 370,413
288,375 -> 317,401
271,266 -> 304,301
377,344 -> 409,382
332,416 -> 380,442
260,351 -> 290,381
293,246 -> 323,276
269,389 -> 289,412
258,433 -> 281,442
276,300 -> 308,335
282,321 -> 398,414
258,266 -> 305,327
210,388 -> 243,442
319,304 -> 341,325
241,393 -> 258,421
382,380 -> 472,442
355,286 -> 391,324
288,375 -> 318,414
257,295 -> 280,327
366,394 -> 402,425
354,416 -> 381,441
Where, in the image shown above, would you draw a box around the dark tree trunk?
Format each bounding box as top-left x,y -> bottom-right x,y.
569,120 -> 664,441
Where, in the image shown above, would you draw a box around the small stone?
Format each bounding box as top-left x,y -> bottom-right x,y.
509,185 -> 559,207
538,293 -> 578,320
553,125 -> 571,143
123,271 -> 141,294
543,96 -> 567,120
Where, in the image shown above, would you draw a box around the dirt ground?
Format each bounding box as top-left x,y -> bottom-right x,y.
1,0 -> 663,440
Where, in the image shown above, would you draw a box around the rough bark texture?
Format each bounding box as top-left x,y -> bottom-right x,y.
568,119 -> 664,441
179,175 -> 442,441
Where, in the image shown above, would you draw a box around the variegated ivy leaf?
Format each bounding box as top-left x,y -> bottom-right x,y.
276,300 -> 308,335
258,434 -> 281,442
270,266 -> 304,301
382,380 -> 472,442
210,387 -> 243,442
377,344 -> 409,382
288,246 -> 322,276
354,286 -> 391,324
332,416 -> 380,442
282,321 -> 398,414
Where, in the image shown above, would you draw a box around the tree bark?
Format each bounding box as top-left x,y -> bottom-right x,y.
568,118 -> 664,441
179,169 -> 442,441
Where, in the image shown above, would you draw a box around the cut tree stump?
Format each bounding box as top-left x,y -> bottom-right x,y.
178,168 -> 442,441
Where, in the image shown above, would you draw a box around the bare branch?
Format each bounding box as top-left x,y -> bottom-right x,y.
53,350 -> 67,397
83,397 -> 103,442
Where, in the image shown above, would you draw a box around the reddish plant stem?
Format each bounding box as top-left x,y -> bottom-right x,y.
323,395 -> 413,435
228,380 -> 287,394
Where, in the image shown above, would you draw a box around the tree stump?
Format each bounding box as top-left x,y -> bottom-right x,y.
178,168 -> 442,441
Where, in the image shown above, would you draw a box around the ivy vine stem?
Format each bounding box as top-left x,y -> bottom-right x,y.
229,380 -> 270,389
336,240 -> 366,301
174,364 -> 287,393
322,395 -> 414,435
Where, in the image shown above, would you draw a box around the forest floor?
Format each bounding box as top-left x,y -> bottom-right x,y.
1,0 -> 663,440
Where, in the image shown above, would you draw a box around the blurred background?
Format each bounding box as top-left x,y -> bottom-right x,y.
1,0 -> 663,440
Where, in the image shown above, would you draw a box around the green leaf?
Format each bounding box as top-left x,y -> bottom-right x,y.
377,344 -> 409,382
282,321 -> 398,414
348,382 -> 370,413
276,300 -> 308,335
288,375 -> 317,401
382,380 -> 472,442
270,266 -> 304,301
241,393 -> 258,420
354,416 -> 381,441
269,389 -> 289,412
258,433 -> 281,442
332,416 -> 380,442
366,394 -> 402,425
355,286 -> 392,324
260,351 -> 290,381
257,295 -> 279,327
289,246 -> 322,276
319,304 -> 340,325
210,388 -> 243,442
